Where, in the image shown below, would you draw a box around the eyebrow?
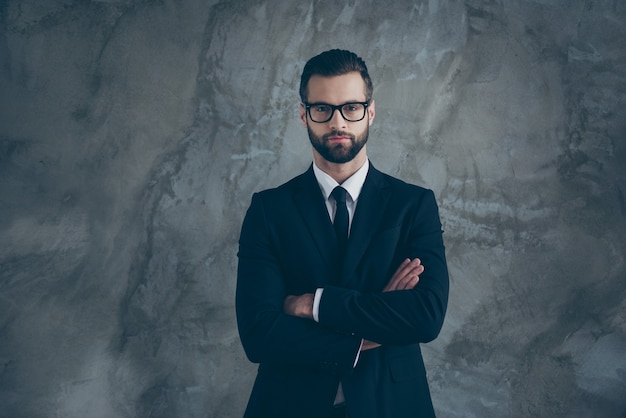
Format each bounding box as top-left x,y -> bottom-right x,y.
306,100 -> 367,105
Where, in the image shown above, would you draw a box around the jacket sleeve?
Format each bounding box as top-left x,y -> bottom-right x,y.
236,192 -> 362,373
317,189 -> 449,345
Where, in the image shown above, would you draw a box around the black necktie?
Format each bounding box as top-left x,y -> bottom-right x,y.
331,186 -> 349,249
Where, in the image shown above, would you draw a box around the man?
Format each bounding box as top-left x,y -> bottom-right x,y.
236,49 -> 449,418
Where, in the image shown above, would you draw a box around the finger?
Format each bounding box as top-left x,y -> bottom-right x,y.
402,273 -> 420,290
396,264 -> 424,290
403,260 -> 423,279
392,258 -> 420,280
384,260 -> 411,291
385,258 -> 424,292
395,259 -> 422,281
396,271 -> 419,290
385,270 -> 416,292
361,340 -> 382,351
391,258 -> 412,278
384,277 -> 402,292
386,259 -> 419,290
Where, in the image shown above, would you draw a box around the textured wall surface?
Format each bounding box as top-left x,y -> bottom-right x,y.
1,1 -> 625,417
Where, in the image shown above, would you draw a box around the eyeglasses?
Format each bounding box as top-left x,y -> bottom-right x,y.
304,101 -> 370,123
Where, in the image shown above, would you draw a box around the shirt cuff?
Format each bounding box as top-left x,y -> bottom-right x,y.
313,288 -> 323,322
353,339 -> 363,367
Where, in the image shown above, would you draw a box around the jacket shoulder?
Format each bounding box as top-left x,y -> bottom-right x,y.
253,169 -> 311,197
370,166 -> 434,199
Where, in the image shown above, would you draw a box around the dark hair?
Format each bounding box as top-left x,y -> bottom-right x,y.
299,49 -> 373,103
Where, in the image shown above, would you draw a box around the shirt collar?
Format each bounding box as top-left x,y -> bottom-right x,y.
313,159 -> 370,202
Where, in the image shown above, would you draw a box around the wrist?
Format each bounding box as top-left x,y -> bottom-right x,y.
284,293 -> 315,319
299,293 -> 314,319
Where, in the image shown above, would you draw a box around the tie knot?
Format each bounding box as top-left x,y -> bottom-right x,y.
331,186 -> 347,204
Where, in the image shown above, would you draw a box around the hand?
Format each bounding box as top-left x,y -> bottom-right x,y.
383,258 -> 423,292
361,339 -> 381,351
283,293 -> 314,319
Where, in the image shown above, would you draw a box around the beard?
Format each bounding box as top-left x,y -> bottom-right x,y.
307,125 -> 369,164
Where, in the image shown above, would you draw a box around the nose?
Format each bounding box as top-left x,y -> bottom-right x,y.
329,107 -> 348,130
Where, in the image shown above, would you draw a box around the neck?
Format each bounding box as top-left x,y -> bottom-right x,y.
313,147 -> 367,184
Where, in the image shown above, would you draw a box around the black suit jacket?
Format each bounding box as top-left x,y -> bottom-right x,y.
236,164 -> 449,418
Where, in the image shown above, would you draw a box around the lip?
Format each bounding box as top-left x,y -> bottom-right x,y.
327,135 -> 350,142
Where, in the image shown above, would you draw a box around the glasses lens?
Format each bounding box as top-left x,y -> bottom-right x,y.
309,104 -> 332,123
341,103 -> 366,121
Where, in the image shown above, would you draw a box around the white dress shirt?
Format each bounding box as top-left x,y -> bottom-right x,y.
311,158 -> 370,406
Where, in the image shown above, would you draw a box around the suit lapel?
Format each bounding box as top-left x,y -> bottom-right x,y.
292,164 -> 391,288
339,166 -> 391,285
293,166 -> 339,269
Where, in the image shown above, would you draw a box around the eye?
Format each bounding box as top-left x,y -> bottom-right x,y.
313,105 -> 331,113
343,104 -> 359,112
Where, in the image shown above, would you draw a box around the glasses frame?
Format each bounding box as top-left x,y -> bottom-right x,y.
304,101 -> 370,123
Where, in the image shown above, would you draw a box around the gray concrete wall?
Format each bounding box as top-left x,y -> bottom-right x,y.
1,1 -> 625,417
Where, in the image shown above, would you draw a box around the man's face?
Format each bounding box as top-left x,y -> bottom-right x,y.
300,72 -> 375,164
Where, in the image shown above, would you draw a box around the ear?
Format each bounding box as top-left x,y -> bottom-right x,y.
299,103 -> 307,127
367,99 -> 376,126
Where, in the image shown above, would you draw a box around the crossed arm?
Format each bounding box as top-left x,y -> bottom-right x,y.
283,258 -> 424,351
236,189 -> 449,369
